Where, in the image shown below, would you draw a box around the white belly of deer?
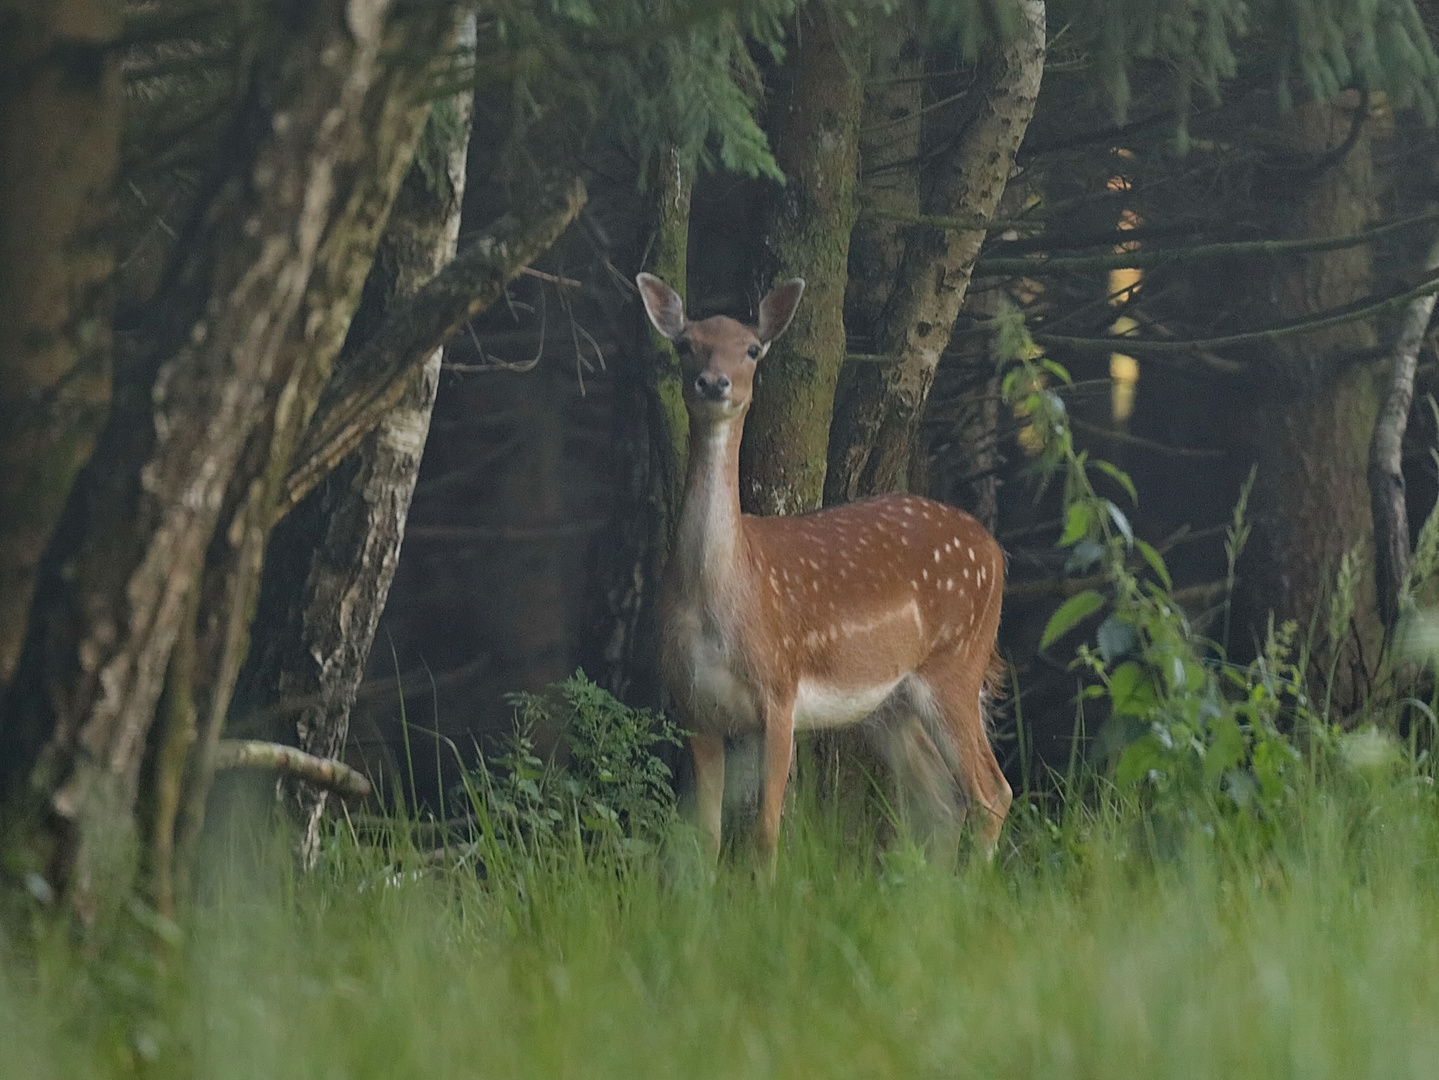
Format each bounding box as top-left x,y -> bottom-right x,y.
793,676 -> 903,731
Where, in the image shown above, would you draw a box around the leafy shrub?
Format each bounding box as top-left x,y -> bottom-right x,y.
461,672 -> 684,863
997,306 -> 1435,831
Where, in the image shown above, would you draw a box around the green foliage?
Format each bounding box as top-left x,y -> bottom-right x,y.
468,0 -> 795,184
462,672 -> 685,862
997,304 -> 1433,831
1052,0 -> 1439,129
7,772 -> 1439,1079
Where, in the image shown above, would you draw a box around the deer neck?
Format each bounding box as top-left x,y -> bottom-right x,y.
671,414 -> 750,608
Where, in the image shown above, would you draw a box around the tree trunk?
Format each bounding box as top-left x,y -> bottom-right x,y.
843,4 -> 923,347
739,7 -> 869,515
1369,224 -> 1439,629
1243,93 -> 1383,707
236,44 -> 475,866
592,150 -> 693,705
0,0 -> 121,697
1,0 -> 434,922
825,0 -> 1044,504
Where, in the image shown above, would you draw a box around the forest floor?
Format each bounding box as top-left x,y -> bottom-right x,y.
5,778 -> 1439,1080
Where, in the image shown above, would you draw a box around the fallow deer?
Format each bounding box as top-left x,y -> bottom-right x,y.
638,273 -> 1010,868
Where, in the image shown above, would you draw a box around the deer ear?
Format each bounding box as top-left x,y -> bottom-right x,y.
757,278 -> 805,344
636,273 -> 686,341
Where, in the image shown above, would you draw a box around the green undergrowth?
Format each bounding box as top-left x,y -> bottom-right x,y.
4,764 -> 1439,1080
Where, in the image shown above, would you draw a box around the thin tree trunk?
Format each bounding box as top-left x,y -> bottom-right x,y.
593,149 -> 693,704
843,4 -> 923,345
740,6 -> 869,515
2,0 -> 423,921
0,0 -> 121,696
241,50 -> 475,865
167,4 -> 464,898
1369,225 -> 1439,628
826,0 -> 1044,503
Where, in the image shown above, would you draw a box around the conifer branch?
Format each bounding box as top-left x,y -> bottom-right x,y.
1032,268 -> 1439,355
974,208 -> 1439,275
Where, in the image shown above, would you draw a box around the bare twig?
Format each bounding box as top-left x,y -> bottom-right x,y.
277,176 -> 586,521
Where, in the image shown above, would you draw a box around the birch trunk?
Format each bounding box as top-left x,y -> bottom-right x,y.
1369,225 -> 1439,628
825,0 -> 1044,503
2,0 -> 443,920
240,63 -> 474,863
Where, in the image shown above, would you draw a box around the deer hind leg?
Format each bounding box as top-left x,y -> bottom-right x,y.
915,652 -> 1012,859
867,691 -> 963,858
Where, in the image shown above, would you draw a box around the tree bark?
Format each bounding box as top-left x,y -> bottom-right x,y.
825,0 -> 1044,503
1242,92 -> 1382,707
1,0 -> 425,922
0,0 -> 121,697
739,6 -> 869,515
240,53 -> 475,865
843,4 -> 923,346
593,149 -> 693,705
1369,225 -> 1439,628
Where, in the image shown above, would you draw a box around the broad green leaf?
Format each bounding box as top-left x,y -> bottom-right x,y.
1097,616 -> 1138,663
1041,358 -> 1074,384
1106,501 -> 1134,546
1204,713 -> 1246,786
1135,539 -> 1173,589
1039,589 -> 1105,650
1065,539 -> 1105,574
1094,459 -> 1138,505
1060,502 -> 1092,546
1115,735 -> 1166,787
1108,661 -> 1143,711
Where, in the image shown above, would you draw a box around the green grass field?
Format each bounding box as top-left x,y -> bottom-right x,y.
5,773 -> 1439,1080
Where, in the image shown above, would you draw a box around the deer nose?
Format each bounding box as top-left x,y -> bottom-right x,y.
694,372 -> 731,401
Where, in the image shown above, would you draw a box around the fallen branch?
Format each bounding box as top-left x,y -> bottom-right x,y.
212,739 -> 373,799
277,176 -> 588,521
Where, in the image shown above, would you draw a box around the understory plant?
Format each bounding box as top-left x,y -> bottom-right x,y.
999,305 -> 1435,831
459,671 -> 685,866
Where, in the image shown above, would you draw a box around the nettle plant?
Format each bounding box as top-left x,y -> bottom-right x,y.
999,308 -> 1311,821
463,673 -> 685,862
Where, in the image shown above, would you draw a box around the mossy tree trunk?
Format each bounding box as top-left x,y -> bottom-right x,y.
593,149 -> 694,705
1241,92 -> 1384,707
0,0 -> 121,698
825,0 -> 1044,504
739,6 -> 869,516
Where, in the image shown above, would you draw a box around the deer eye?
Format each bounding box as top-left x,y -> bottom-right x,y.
674,338 -> 692,356
747,344 -> 761,359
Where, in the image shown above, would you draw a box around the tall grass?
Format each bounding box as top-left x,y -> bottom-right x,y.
4,766 -> 1439,1080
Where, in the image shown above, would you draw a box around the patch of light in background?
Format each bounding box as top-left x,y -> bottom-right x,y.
1107,197 -> 1142,423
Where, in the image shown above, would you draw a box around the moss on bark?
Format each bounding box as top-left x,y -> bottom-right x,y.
740,7 -> 869,516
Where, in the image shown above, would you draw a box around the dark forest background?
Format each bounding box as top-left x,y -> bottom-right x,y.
7,0 -> 1439,926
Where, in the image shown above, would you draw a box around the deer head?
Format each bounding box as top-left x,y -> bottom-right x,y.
636,273 -> 805,421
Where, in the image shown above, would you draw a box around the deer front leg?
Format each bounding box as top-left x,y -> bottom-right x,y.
691,734 -> 725,862
756,700 -> 796,875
